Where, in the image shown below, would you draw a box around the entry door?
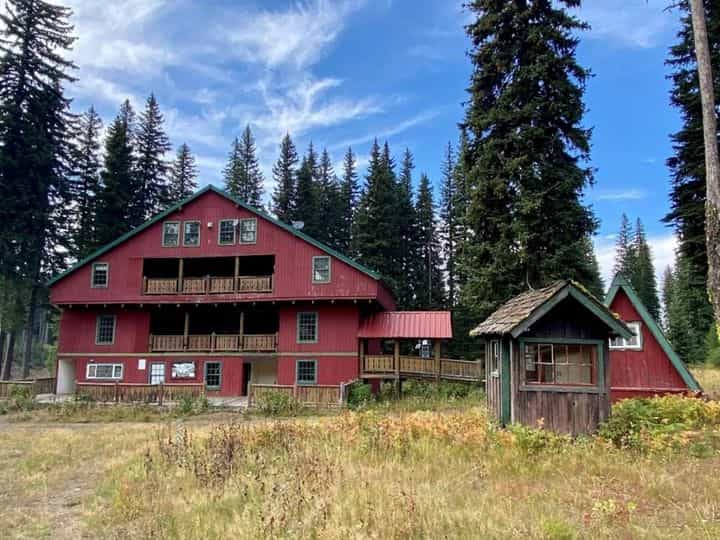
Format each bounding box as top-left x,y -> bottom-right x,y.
149,362 -> 165,385
486,340 -> 502,421
241,363 -> 252,396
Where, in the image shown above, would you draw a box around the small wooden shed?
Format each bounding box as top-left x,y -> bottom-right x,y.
470,281 -> 633,435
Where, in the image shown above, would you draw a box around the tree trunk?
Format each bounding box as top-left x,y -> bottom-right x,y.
21,284 -> 38,379
690,0 -> 720,327
1,331 -> 16,380
0,332 -> 6,380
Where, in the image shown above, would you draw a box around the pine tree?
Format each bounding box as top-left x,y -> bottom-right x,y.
614,213 -> 636,278
415,173 -> 444,309
632,219 -> 661,320
271,133 -> 298,223
440,141 -> 459,307
581,236 -> 605,298
95,101 -> 137,246
317,148 -> 343,248
169,143 -> 198,203
133,94 -> 171,222
224,125 -> 264,207
457,0 -> 597,332
294,143 -> 322,238
71,106 -> 103,259
337,146 -> 358,254
395,148 -> 420,308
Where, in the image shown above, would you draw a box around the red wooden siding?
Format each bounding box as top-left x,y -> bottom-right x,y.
278,304 -> 359,353
50,190 -> 394,308
58,309 -> 150,354
608,289 -> 689,402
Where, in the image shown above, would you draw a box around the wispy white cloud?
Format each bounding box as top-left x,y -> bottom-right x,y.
594,188 -> 647,202
329,109 -> 440,151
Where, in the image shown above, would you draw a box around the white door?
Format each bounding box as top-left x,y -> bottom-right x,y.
149,363 -> 165,385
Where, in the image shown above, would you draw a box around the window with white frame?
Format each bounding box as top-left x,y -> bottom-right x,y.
183,221 -> 201,246
489,340 -> 500,377
91,262 -> 109,288
205,361 -> 222,389
609,321 -> 642,350
149,363 -> 165,385
296,360 -> 317,385
239,218 -> 257,244
162,221 -> 180,246
524,343 -> 597,386
86,363 -> 123,380
95,315 -> 116,344
312,256 -> 331,283
297,312 -> 318,343
218,219 -> 236,245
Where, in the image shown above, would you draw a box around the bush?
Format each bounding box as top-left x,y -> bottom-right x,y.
506,423 -> 571,454
175,395 -> 209,416
254,390 -> 303,416
3,385 -> 36,413
347,381 -> 373,408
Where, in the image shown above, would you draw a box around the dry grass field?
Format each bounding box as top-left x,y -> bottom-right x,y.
1,377 -> 720,539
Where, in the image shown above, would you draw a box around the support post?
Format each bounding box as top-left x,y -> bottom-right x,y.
359,339 -> 365,376
234,256 -> 240,292
394,340 -> 401,397
434,340 -> 441,382
239,311 -> 245,351
183,312 -> 190,349
178,258 -> 184,293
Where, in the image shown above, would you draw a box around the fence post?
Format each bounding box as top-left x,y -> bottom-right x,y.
158,383 -> 164,406
114,382 -> 119,403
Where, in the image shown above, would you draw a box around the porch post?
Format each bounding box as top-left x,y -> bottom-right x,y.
178,258 -> 184,293
183,312 -> 190,350
434,340 -> 441,382
394,340 -> 401,397
359,338 -> 365,376
239,311 -> 245,351
234,256 -> 240,292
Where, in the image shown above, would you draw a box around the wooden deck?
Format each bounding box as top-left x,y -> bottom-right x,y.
149,333 -> 278,352
143,275 -> 273,295
248,383 -> 343,407
362,354 -> 481,382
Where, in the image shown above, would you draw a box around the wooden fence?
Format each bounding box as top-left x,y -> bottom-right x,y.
149,333 -> 277,352
362,355 -> 482,382
144,275 -> 273,295
0,377 -> 56,398
76,382 -> 204,404
248,383 -> 342,407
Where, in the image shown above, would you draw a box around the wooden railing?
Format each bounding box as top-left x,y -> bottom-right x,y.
144,275 -> 273,295
362,355 -> 481,382
76,382 -> 204,404
149,333 -> 278,352
0,377 -> 56,398
248,383 -> 341,407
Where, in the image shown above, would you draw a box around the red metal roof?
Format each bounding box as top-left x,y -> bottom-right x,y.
358,311 -> 453,339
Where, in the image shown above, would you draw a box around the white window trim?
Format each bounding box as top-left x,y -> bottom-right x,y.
218,219 -> 237,245
162,221 -> 180,247
239,218 -> 257,245
91,262 -> 109,289
312,256 -> 331,284
95,314 -> 116,345
296,311 -> 319,344
609,321 -> 643,351
86,362 -> 123,380
183,220 -> 201,247
296,359 -> 317,385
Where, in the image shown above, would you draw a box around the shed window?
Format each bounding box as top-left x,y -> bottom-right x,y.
205,361 -> 222,389
609,322 -> 642,350
183,221 -> 201,246
218,219 -> 236,245
162,221 -> 180,246
95,315 -> 116,344
296,360 -> 317,385
91,262 -> 109,288
86,363 -> 122,380
524,343 -> 596,386
239,218 -> 257,244
488,340 -> 500,377
297,312 -> 318,343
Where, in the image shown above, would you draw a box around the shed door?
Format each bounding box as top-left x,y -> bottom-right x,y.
486,340 -> 502,420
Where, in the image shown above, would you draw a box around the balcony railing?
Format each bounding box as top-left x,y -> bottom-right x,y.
362,354 -> 481,382
143,275 -> 273,295
149,333 -> 278,353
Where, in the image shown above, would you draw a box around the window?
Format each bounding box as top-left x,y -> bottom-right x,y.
183,221 -> 201,246
297,312 -> 318,343
296,360 -> 317,385
205,361 -> 222,389
91,262 -> 109,288
239,218 -> 257,244
149,363 -> 165,385
489,340 -> 500,377
162,221 -> 180,247
312,256 -> 331,283
86,363 -> 123,380
609,322 -> 642,350
218,219 -> 236,245
95,315 -> 116,345
524,343 -> 596,386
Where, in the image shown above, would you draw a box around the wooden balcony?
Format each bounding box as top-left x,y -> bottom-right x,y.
143,275 -> 273,295
362,354 -> 481,382
149,333 -> 278,353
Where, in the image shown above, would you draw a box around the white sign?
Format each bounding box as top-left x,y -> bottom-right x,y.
138,358 -> 146,370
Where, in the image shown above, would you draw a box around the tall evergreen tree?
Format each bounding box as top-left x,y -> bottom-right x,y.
440,141 -> 459,307
632,219 -> 661,320
336,146 -> 358,254
224,125 -> 264,207
168,143 -> 198,203
271,133 -> 298,223
662,265 -> 675,332
317,148 -> 343,248
415,173 -> 444,309
133,93 -> 171,222
396,148 -> 420,308
457,0 -> 597,332
294,142 -> 321,238
95,101 -> 137,246
581,236 -> 605,298
614,213 -> 635,277
71,106 -> 102,259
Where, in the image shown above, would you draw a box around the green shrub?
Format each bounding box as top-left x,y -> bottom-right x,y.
254,390 -> 303,416
347,381 -> 373,408
6,385 -> 35,412
175,395 -> 209,416
506,423 -> 571,454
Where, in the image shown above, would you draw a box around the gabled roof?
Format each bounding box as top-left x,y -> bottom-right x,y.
358,311 -> 452,339
48,185 -> 382,287
604,274 -> 701,391
470,280 -> 633,339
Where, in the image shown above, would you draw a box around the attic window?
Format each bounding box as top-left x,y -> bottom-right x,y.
183,221 -> 200,247
609,322 -> 642,351
91,262 -> 109,288
162,221 -> 180,247
218,219 -> 236,245
239,218 -> 257,244
312,256 -> 331,283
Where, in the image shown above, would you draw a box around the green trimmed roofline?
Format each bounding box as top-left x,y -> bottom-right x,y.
48,185 -> 383,287
604,273 -> 701,392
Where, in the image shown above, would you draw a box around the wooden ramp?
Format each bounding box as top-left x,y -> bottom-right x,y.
361,355 -> 481,383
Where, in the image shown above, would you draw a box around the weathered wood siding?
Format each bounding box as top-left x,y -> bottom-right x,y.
485,339 -> 502,421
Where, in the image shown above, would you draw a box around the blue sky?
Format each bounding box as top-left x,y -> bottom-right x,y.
64,0 -> 683,285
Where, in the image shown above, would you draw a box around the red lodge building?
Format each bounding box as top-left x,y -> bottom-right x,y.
49,186 -> 455,398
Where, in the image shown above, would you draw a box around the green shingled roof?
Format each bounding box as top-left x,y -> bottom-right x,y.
48,185 -> 382,286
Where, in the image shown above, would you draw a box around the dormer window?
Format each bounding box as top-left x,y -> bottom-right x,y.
239,218 -> 257,244
91,262 -> 109,288
218,219 -> 236,245
610,321 -> 642,350
162,221 -> 179,247
183,221 -> 200,247
312,256 -> 331,283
